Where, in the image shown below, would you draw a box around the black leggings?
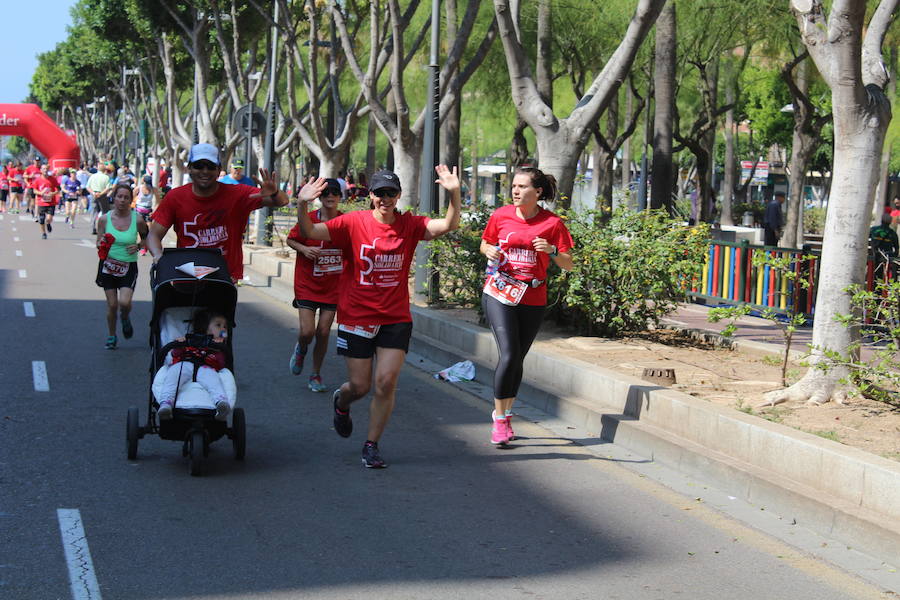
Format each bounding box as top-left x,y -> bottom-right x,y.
482,294 -> 545,399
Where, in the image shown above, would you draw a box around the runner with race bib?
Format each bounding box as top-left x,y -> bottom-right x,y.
480,166 -> 574,446
296,166 -> 462,468
286,178 -> 344,393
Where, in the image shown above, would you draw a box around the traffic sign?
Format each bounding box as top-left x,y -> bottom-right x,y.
232,104 -> 265,135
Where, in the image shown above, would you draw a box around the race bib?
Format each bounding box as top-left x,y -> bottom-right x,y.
338,324 -> 381,339
102,258 -> 129,277
313,248 -> 343,276
483,271 -> 529,306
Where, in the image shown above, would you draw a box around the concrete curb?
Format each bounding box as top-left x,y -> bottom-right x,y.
243,245 -> 900,564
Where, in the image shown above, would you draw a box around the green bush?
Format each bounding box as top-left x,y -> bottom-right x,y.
804,206 -> 826,234
426,204 -> 494,307
552,208 -> 710,336
429,206 -> 710,337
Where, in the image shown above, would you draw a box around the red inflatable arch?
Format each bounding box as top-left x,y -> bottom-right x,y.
0,103 -> 80,171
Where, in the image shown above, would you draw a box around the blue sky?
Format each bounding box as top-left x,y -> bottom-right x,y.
2,0 -> 77,103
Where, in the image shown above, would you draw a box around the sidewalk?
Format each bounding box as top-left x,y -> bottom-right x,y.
241,243 -> 900,570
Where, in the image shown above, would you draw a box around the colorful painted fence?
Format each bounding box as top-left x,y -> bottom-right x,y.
688,241 -> 818,315
689,240 -> 896,317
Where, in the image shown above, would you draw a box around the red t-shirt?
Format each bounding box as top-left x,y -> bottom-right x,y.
326,210 -> 429,325
481,204 -> 574,306
288,209 -> 344,304
32,176 -> 60,207
0,172 -> 7,190
24,165 -> 40,189
151,183 -> 262,280
891,208 -> 900,219
7,167 -> 23,188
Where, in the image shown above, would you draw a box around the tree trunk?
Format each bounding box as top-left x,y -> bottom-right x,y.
535,129 -> 579,209
536,0 -> 553,109
700,60 -> 719,223
781,59 -> 810,248
598,92 -> 619,209
621,86 -> 634,190
366,115 -> 377,175
510,118 -> 529,166
392,141 -> 423,211
720,79 -> 737,226
765,0 -> 895,407
650,1 -> 675,211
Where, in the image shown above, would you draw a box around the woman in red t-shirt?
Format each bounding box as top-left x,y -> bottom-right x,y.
480,166 -> 574,446
297,165 -> 462,468
286,178 -> 344,392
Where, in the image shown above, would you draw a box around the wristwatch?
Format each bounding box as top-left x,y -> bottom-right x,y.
550,245 -> 559,257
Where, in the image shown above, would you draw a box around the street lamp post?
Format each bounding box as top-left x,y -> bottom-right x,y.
255,0 -> 280,247
416,0 -> 441,303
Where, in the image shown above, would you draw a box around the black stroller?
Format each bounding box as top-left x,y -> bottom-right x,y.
126,248 -> 246,476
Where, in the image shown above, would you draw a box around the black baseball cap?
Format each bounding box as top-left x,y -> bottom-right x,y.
369,170 -> 401,193
323,178 -> 342,195
231,159 -> 245,169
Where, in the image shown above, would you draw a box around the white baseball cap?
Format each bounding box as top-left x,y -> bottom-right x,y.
188,143 -> 220,166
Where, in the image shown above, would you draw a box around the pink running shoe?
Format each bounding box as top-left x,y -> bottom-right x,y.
506,414 -> 516,441
491,414 -> 510,445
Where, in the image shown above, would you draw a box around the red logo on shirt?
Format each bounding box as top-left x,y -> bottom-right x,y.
182,211 -> 229,247
359,237 -> 405,287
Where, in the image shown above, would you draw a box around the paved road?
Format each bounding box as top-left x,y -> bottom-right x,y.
0,212 -> 891,599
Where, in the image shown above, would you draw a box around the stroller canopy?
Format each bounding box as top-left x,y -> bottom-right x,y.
151,248 -> 237,328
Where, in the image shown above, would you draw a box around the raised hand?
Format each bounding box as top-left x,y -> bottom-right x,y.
434,164 -> 460,194
298,177 -> 328,203
251,168 -> 280,198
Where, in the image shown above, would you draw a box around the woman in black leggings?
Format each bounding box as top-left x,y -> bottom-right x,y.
480,166 -> 573,445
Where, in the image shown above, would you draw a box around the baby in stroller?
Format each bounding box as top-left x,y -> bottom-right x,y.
156,309 -> 231,421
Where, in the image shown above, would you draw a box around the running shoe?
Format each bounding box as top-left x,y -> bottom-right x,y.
361,441 -> 387,468
157,400 -> 173,420
65,216 -> 69,223
333,388 -> 352,437
121,316 -> 134,339
46,223 -> 52,233
491,413 -> 510,445
506,414 -> 516,441
308,373 -> 327,392
215,400 -> 231,421
289,342 -> 306,375
105,335 -> 117,350
41,233 -> 47,239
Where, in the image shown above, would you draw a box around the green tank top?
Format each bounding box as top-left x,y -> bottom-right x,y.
106,211 -> 139,263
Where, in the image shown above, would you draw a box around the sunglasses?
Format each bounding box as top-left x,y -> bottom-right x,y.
191,161 -> 219,171
373,188 -> 400,198
323,188 -> 342,197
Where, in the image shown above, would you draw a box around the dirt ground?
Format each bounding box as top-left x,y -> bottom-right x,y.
432,307 -> 900,463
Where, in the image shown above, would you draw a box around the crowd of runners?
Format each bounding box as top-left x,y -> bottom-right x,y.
11,143 -> 574,469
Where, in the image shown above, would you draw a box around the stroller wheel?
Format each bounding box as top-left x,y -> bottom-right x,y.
126,407 -> 140,460
232,408 -> 246,460
188,430 -> 205,476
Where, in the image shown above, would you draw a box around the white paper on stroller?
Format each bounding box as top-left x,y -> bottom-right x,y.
434,360 -> 475,382
176,262 -> 220,279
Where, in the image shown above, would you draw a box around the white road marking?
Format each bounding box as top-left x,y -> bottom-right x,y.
18,269 -> 27,278
32,361 -> 49,391
24,302 -> 35,317
13,236 -> 20,241
57,509 -> 103,600
16,250 -> 22,256
19,215 -> 30,221
75,239 -> 95,248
